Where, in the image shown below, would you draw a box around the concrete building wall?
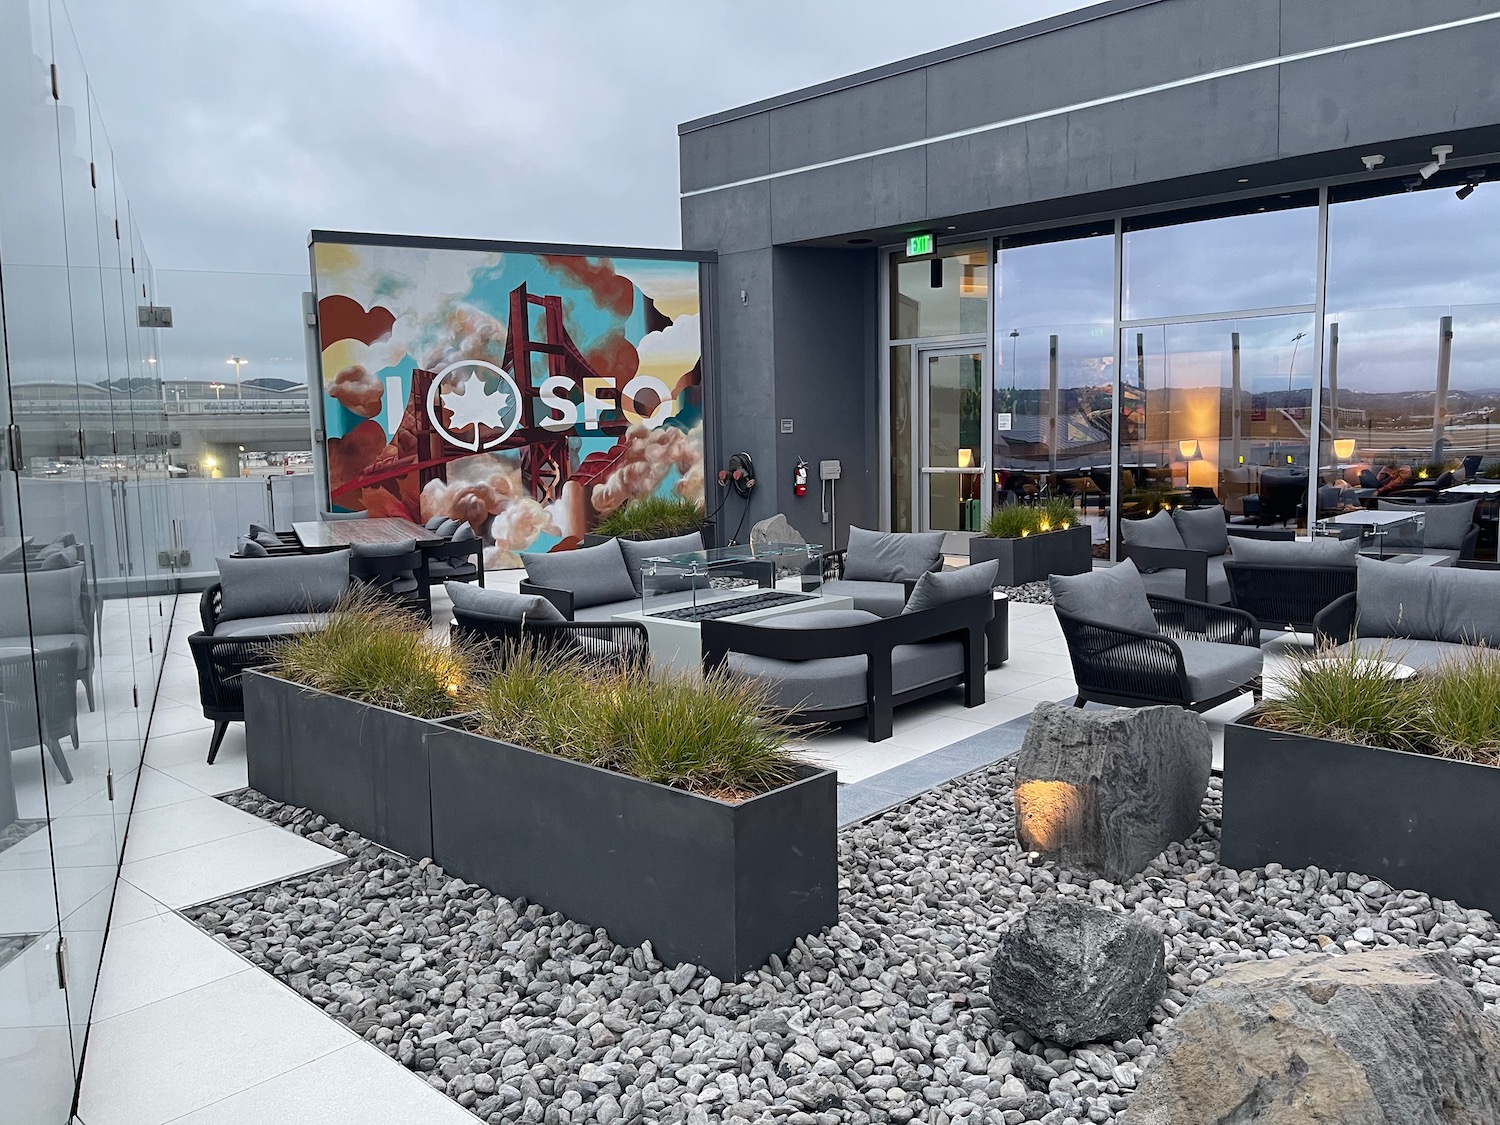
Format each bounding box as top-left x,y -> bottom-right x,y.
681,0 -> 1500,534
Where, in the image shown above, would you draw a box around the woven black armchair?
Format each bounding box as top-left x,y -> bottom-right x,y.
1057,594 -> 1261,711
450,605 -> 648,670
188,630 -> 285,763
1224,561 -> 1358,635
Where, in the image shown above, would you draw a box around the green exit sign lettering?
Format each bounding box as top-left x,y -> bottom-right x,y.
906,233 -> 934,257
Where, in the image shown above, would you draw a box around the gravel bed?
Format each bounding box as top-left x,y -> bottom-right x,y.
1000,583 -> 1052,606
191,766 -> 1500,1125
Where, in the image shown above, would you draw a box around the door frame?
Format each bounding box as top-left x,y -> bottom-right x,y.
914,341 -> 991,537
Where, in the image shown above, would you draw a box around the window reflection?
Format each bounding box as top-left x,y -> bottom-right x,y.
1123,195 -> 1318,321
891,246 -> 989,338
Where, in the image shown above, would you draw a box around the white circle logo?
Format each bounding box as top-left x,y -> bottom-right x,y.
426,360 -> 522,451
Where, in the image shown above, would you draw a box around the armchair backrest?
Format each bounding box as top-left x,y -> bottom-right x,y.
0,566 -> 86,637
1354,557 -> 1500,645
214,550 -> 350,623
842,526 -> 945,582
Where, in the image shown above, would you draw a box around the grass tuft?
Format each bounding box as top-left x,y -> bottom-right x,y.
271,594 -> 477,719
1255,643 -> 1500,766
468,641 -> 800,799
983,496 -> 1077,539
593,496 -> 704,541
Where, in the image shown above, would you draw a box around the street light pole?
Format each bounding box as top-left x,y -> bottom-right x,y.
226,356 -> 247,400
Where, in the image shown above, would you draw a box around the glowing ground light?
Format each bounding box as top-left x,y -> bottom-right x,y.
1014,779 -> 1089,852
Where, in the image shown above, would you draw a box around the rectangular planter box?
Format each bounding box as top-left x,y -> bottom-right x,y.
425,720 -> 837,981
1221,719 -> 1500,918
243,672 -> 435,860
969,524 -> 1090,587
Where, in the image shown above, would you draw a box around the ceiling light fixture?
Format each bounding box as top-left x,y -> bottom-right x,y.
1456,171 -> 1486,201
1361,154 -> 1385,171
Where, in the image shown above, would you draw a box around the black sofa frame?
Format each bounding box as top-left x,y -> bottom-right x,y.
700,591 -> 992,742
1224,560 -> 1358,635
450,605 -> 648,670
188,584 -> 302,763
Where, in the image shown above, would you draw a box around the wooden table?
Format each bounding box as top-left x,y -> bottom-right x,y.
292,517 -> 443,551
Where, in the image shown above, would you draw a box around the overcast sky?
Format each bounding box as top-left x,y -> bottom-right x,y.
67,0 -> 1092,276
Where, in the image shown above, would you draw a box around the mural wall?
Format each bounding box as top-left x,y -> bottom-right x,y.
311,235 -> 708,565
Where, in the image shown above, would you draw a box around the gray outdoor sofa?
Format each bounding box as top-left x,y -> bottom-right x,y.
519,532 -> 706,621
1314,556 -> 1500,671
821,526 -> 946,617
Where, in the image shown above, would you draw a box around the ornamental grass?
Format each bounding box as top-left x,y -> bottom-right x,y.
593,496 -> 705,540
983,496 -> 1077,539
271,596 -> 478,720
1255,643 -> 1500,766
468,641 -> 801,800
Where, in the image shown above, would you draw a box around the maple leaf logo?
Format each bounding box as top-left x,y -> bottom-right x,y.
441,375 -> 511,435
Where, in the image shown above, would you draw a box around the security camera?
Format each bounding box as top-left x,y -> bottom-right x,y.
1360,154 -> 1385,171
1457,171 -> 1487,201
1419,144 -> 1454,180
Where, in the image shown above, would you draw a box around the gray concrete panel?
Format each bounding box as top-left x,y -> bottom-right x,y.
766,69 -> 927,176
707,249 -> 781,538
925,0 -> 1279,138
681,181 -> 772,255
1277,22 -> 1500,157
925,70 -> 1278,219
1278,0 -> 1499,53
770,248 -> 878,545
870,147 -> 929,230
769,160 -> 876,245
679,112 -> 771,194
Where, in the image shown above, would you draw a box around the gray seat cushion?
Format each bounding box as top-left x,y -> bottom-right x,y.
1172,506 -> 1229,556
820,579 -> 907,617
1228,536 -> 1361,566
843,526 -> 945,582
0,633 -> 90,671
618,532 -> 704,596
1335,636 -> 1475,672
520,538 -> 637,609
0,568 -> 86,638
1137,556 -> 1230,604
1173,638 -> 1263,702
1354,556 -> 1500,645
428,558 -> 478,577
1050,560 -> 1159,634
446,582 -> 564,623
209,613 -> 331,639
726,604 -> 964,713
216,551 -> 350,621
903,560 -> 998,613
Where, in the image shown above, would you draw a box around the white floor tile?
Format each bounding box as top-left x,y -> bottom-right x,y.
887,714 -> 990,753
124,796 -> 266,863
91,912 -> 251,1023
77,968 -> 357,1125
121,823 -> 342,909
1004,676 -> 1078,704
131,766 -> 206,813
145,702 -> 216,739
108,879 -> 169,927
169,1040 -> 479,1125
960,694 -> 1039,726
827,742 -> 932,784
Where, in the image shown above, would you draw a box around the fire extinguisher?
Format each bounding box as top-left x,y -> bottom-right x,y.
794,458 -> 809,497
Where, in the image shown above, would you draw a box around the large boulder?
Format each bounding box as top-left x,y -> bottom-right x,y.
989,898 -> 1166,1048
749,513 -> 806,552
1126,949 -> 1500,1124
1013,702 -> 1211,880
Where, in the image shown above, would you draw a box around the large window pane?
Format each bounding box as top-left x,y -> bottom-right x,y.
1123,196 -> 1318,321
994,227 -> 1114,550
1322,176 -> 1500,543
890,245 -> 989,338
1119,314 -> 1315,526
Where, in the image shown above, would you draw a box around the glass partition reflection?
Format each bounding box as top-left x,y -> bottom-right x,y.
890,244 -> 989,339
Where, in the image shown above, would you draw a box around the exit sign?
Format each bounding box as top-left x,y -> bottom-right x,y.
906,233 -> 934,257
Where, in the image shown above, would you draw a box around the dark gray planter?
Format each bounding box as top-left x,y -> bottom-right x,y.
581,520 -> 716,550
970,524 -> 1090,586
1221,719 -> 1500,918
425,720 -> 837,980
242,672 -> 434,860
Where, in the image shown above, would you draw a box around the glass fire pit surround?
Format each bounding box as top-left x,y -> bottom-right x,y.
640,543 -> 825,620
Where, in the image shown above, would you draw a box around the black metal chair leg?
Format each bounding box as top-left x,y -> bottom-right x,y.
1073,695 -> 1087,708
83,676 -> 95,712
47,739 -> 73,784
207,720 -> 230,765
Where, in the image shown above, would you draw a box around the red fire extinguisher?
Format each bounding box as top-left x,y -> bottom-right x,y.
794,458 -> 809,497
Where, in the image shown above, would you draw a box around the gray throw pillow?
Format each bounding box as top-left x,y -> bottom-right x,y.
618,531 -> 704,595
446,581 -> 564,622
1378,499 -> 1477,551
5,566 -> 85,635
1172,506 -> 1229,557
248,522 -> 273,537
437,518 -> 461,538
520,537 -> 638,609
236,537 -> 270,558
903,560 -> 999,614
1120,510 -> 1186,567
253,531 -> 284,548
40,546 -> 78,570
425,514 -> 449,530
1050,560 -> 1158,634
756,608 -> 881,630
843,526 -> 945,582
1229,536 -> 1359,565
1356,557 -> 1500,645
453,523 -> 478,542
216,550 -> 351,621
